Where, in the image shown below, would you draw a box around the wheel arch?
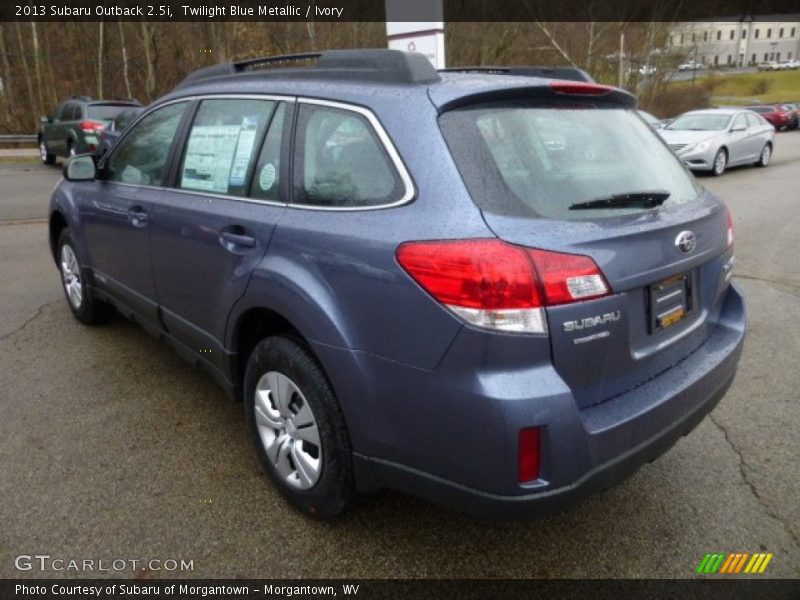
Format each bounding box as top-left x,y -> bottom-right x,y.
49,210 -> 69,264
230,307 -> 326,401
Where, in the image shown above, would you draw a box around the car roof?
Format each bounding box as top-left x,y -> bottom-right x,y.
160,49 -> 636,113
87,100 -> 140,106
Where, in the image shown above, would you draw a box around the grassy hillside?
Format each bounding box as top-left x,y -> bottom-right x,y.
672,70 -> 800,104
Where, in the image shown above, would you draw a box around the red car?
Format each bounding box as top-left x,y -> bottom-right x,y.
746,105 -> 792,130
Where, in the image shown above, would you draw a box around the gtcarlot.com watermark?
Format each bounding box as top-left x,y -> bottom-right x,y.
15,554 -> 194,573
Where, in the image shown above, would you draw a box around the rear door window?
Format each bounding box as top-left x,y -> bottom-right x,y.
179,98 -> 275,197
439,102 -> 702,220
745,113 -> 763,127
292,104 -> 403,208
249,102 -> 287,202
60,104 -> 77,121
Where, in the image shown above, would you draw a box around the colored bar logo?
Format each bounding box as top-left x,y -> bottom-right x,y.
696,552 -> 773,574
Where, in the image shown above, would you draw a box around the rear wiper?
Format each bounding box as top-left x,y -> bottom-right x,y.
569,191 -> 670,211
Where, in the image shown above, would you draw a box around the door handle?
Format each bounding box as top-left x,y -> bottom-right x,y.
127,206 -> 149,227
219,230 -> 256,250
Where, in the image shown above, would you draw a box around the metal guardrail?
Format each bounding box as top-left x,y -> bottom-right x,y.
0,134 -> 37,144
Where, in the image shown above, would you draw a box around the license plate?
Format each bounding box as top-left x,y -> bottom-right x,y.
659,306 -> 687,329
648,272 -> 693,332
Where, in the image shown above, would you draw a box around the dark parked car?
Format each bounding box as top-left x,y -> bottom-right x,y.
49,50 -> 745,518
96,107 -> 143,157
746,104 -> 792,130
38,96 -> 140,164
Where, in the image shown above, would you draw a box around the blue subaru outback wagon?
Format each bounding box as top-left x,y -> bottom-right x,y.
49,50 -> 745,518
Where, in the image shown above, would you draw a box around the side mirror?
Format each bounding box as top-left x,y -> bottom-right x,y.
63,155 -> 97,181
731,125 -> 746,132
40,115 -> 50,125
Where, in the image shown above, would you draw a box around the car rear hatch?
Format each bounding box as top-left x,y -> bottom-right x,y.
436,81 -> 734,409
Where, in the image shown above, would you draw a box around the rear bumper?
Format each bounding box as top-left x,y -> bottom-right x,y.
345,283 -> 746,519
357,355 -> 736,519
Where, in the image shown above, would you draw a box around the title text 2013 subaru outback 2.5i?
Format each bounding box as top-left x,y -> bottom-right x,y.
49,50 -> 745,518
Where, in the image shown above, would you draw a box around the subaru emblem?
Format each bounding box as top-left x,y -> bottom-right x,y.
675,231 -> 696,254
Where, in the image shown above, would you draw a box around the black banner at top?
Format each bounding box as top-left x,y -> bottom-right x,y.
3,0 -> 800,22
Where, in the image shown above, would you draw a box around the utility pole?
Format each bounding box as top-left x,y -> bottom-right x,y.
618,31 -> 625,88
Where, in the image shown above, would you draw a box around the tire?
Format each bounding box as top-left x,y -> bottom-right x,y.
39,138 -> 55,165
711,148 -> 727,176
756,143 -> 772,167
244,336 -> 355,518
57,228 -> 114,325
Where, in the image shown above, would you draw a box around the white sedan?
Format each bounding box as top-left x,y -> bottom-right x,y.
658,108 -> 775,176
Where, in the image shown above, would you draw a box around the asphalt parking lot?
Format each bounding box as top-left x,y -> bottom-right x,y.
0,136 -> 798,579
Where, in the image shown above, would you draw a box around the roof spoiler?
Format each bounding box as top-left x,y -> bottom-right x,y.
440,66 -> 596,83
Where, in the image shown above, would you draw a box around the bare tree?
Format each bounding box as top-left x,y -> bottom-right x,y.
0,24 -> 17,128
14,22 -> 38,128
30,22 -> 47,119
138,21 -> 156,101
97,21 -> 104,98
118,21 -> 132,99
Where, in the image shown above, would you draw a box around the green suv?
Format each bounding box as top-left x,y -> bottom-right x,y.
38,96 -> 140,165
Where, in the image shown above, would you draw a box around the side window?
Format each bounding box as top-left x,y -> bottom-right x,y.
249,102 -> 286,201
292,104 -> 404,208
106,102 -> 187,187
55,103 -> 71,122
180,99 -> 275,197
732,114 -> 747,130
747,113 -> 765,127
73,105 -> 84,121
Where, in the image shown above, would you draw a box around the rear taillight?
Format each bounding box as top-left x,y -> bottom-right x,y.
527,249 -> 610,306
395,239 -> 611,333
726,208 -> 734,248
519,427 -> 541,482
80,120 -> 105,132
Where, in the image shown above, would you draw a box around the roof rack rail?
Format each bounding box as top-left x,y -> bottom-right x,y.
440,66 -> 595,83
177,49 -> 441,88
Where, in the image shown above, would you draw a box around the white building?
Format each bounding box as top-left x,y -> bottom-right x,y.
669,16 -> 800,66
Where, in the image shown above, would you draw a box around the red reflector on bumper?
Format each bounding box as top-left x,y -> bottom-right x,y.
519,427 -> 541,482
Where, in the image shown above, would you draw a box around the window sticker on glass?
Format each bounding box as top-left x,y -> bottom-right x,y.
182,125 -> 241,192
229,115 -> 260,187
259,163 -> 276,191
180,99 -> 274,196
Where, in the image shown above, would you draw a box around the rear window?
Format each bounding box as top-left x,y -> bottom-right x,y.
87,104 -> 137,121
439,102 -> 701,220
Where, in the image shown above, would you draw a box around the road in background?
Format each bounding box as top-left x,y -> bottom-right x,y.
0,136 -> 798,578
